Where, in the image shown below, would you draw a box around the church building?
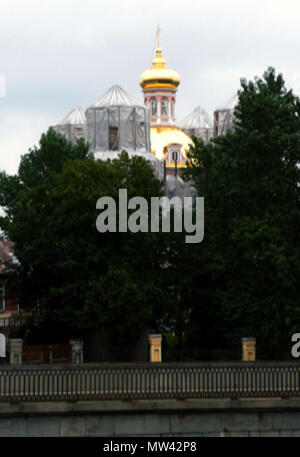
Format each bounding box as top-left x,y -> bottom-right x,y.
52,28 -> 237,179
139,28 -> 193,174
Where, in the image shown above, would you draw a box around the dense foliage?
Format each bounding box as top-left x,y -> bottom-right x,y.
1,67 -> 299,360
184,68 -> 300,358
0,129 -> 171,358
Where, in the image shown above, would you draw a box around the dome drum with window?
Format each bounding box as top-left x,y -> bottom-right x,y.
85,85 -> 153,161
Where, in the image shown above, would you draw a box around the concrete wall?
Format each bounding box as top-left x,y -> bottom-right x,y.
1,398 -> 300,437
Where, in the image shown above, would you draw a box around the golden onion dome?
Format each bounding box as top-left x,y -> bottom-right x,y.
139,46 -> 181,90
150,126 -> 193,161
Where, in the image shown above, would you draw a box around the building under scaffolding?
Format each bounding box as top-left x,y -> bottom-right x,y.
50,29 -> 242,200
214,94 -> 238,137
53,106 -> 86,145
180,105 -> 213,144
54,85 -> 162,176
85,85 -> 153,161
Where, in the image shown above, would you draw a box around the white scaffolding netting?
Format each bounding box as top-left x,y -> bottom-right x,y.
86,106 -> 151,154
180,105 -> 213,144
214,94 -> 238,136
86,85 -> 152,156
53,106 -> 86,145
51,86 -> 166,179
86,85 -> 162,178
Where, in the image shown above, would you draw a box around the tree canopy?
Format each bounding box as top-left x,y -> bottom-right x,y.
0,129 -> 172,358
184,67 -> 300,358
1,67 -> 300,360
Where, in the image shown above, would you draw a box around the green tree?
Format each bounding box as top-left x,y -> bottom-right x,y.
0,129 -> 172,359
184,68 -> 300,358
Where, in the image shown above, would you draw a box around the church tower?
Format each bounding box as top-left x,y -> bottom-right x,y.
139,27 -> 192,174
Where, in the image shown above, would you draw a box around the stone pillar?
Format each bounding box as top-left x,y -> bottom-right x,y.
242,337 -> 256,361
7,338 -> 23,365
149,334 -> 162,362
0,333 -> 6,358
69,339 -> 84,364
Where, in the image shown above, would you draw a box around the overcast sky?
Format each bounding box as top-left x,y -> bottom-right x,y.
0,0 -> 299,174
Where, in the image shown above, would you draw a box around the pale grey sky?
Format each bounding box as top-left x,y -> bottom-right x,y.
0,0 -> 300,174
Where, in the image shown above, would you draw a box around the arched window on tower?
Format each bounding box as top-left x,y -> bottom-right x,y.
161,97 -> 167,116
151,98 -> 157,115
170,99 -> 174,117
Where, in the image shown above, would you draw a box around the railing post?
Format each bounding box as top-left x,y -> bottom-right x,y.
69,339 -> 84,364
149,334 -> 162,362
0,333 -> 6,358
242,337 -> 256,361
7,338 -> 23,365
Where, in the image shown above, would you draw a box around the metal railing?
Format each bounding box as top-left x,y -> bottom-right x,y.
0,362 -> 300,402
163,348 -> 241,362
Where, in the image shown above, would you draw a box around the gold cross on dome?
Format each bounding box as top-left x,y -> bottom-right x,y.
156,25 -> 161,48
